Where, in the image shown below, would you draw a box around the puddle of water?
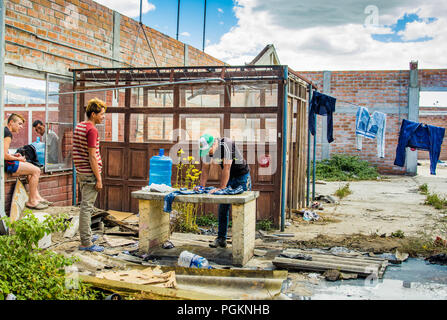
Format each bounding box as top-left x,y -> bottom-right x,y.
288,258 -> 447,300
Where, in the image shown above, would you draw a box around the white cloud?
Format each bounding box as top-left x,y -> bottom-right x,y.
218,8 -> 224,14
93,0 -> 155,18
397,18 -> 443,41
180,31 -> 191,37
206,0 -> 447,70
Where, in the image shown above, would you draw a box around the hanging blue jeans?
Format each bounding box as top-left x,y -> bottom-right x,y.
308,91 -> 336,143
218,172 -> 252,240
394,119 -> 445,175
355,107 -> 387,158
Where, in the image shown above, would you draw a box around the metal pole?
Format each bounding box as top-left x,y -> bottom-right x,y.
72,71 -> 77,206
306,85 -> 312,207
0,0 -> 7,234
176,0 -> 180,40
312,98 -> 317,201
202,0 -> 207,51
280,66 -> 288,232
139,0 -> 143,24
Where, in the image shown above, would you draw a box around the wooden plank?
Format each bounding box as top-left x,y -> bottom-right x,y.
9,178 -> 29,225
272,257 -> 381,277
108,210 -> 135,222
103,235 -> 137,247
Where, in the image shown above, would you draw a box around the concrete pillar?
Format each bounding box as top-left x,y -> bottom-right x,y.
406,61 -> 419,175
112,11 -> 121,68
184,44 -> 189,66
321,71 -> 331,160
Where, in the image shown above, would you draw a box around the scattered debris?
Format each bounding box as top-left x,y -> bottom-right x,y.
272,233 -> 295,237
315,194 -> 336,204
103,235 -> 137,248
425,253 -> 447,266
273,248 -> 388,278
323,269 -> 341,281
64,216 -> 79,238
403,281 -> 411,288
254,249 -> 268,257
434,236 -> 447,247
340,272 -> 358,280
303,211 -> 320,221
97,266 -> 177,288
395,250 -> 409,262
279,252 -> 312,261
162,240 -> 175,249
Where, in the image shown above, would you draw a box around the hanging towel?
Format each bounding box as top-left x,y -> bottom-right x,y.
355,107 -> 387,158
394,119 -> 445,175
308,91 -> 336,143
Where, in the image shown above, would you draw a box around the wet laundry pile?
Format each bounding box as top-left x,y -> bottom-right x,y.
163,186 -> 244,213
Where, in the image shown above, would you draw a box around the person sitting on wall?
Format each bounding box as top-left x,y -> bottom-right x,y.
195,133 -> 252,249
33,120 -> 60,164
4,113 -> 50,210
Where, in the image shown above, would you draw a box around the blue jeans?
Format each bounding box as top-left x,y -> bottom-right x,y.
217,172 -> 252,239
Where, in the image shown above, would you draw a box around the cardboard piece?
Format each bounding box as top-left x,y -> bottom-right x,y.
103,235 -> 137,247
97,267 -> 176,288
107,210 -> 134,222
9,179 -> 29,226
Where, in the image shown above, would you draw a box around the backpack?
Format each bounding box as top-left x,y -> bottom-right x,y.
16,144 -> 43,168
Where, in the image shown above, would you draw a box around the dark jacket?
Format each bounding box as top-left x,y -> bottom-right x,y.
394,119 -> 445,175
308,91 -> 336,143
16,144 -> 43,168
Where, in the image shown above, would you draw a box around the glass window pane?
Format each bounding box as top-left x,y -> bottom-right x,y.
131,87 -> 173,108
180,85 -> 224,108
98,113 -> 125,142
231,83 -> 278,108
180,114 -> 222,141
231,114 -> 277,143
129,114 -> 173,142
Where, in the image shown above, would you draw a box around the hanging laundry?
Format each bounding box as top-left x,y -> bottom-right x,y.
355,106 -> 387,158
308,91 -> 336,143
394,119 -> 445,175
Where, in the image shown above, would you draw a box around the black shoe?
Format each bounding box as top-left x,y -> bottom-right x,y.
209,237 -> 227,248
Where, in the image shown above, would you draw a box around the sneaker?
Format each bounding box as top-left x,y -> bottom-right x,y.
79,244 -> 104,252
92,234 -> 100,243
209,237 -> 227,248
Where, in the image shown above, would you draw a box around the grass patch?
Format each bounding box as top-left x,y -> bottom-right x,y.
256,219 -> 273,231
390,230 -> 405,239
312,154 -> 379,181
334,183 -> 352,199
425,193 -> 447,210
418,183 -> 429,195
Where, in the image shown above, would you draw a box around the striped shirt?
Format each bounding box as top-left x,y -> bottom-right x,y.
73,121 -> 102,175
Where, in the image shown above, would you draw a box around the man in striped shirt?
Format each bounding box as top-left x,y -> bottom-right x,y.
73,98 -> 106,252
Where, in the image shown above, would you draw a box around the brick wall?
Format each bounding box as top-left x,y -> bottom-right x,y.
3,0 -> 225,213
4,0 -> 224,73
299,69 -> 447,174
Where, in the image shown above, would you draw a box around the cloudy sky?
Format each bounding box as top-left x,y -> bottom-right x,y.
96,1 -> 446,71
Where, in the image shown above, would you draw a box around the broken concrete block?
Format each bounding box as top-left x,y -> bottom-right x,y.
64,216 -> 79,238
323,269 -> 341,281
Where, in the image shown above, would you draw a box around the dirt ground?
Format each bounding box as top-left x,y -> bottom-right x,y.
277,160 -> 447,253
40,160 -> 447,257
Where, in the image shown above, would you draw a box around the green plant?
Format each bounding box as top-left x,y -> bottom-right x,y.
0,210 -> 103,300
425,193 -> 447,210
418,183 -> 429,195
256,219 -> 273,231
391,230 -> 405,239
196,213 -> 218,227
334,183 -> 352,199
312,154 -> 379,181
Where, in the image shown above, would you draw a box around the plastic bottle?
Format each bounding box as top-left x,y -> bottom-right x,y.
31,136 -> 45,165
177,250 -> 211,269
148,148 -> 172,186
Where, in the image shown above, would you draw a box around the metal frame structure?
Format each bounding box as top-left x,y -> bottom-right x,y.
70,65 -> 313,229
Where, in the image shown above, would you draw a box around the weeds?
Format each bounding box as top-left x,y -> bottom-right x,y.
0,211 -> 103,300
425,193 -> 447,210
418,183 -> 429,195
312,154 -> 379,181
391,230 -> 405,239
334,183 -> 352,199
196,213 -> 218,227
256,219 -> 273,231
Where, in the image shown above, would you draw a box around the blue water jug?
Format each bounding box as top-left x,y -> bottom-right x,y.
32,137 -> 45,165
149,149 -> 172,186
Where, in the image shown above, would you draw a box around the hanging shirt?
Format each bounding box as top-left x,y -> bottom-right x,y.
308,91 -> 336,143
394,119 -> 445,175
355,106 -> 387,158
